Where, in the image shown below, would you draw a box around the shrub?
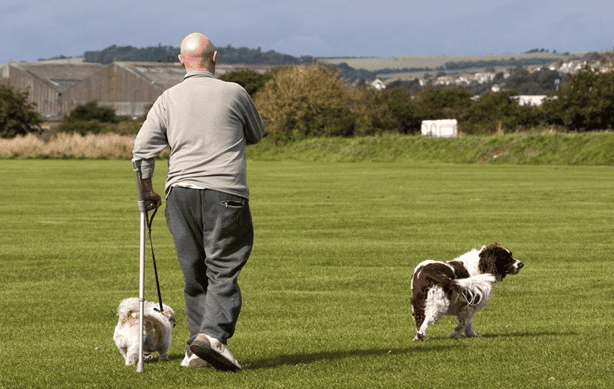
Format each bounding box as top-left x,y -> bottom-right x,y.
64,100 -> 118,123
359,87 -> 421,135
219,69 -> 273,96
58,101 -> 119,135
54,119 -> 141,137
0,83 -> 43,138
463,90 -> 544,134
58,120 -> 105,135
254,64 -> 361,143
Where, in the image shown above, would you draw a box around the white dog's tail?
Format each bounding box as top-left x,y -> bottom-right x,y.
454,274 -> 496,306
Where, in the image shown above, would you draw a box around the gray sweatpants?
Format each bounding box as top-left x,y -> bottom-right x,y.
165,186 -> 253,345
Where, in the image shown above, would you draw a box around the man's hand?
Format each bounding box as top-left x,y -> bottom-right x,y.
141,178 -> 162,211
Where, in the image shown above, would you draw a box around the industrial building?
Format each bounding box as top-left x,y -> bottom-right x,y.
1,59 -> 278,120
0,59 -> 104,119
68,61 -> 185,118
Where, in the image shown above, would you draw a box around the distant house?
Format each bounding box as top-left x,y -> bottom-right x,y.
511,95 -> 548,107
0,60 -> 104,119
473,72 -> 496,84
370,79 -> 386,90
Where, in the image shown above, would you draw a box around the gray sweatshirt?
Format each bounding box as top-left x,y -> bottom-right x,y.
132,70 -> 265,199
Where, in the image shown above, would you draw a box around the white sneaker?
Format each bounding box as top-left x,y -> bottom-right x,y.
189,334 -> 241,372
180,351 -> 211,369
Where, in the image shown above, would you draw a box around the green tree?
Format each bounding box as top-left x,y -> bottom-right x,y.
58,101 -> 118,135
543,68 -> 614,131
414,86 -> 473,121
65,101 -> 118,123
361,87 -> 420,134
0,83 -> 43,138
464,90 -> 543,134
219,69 -> 273,96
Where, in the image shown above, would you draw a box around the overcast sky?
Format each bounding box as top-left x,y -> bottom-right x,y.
1,0 -> 613,64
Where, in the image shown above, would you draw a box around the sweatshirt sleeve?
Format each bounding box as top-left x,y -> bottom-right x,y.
132,94 -> 169,178
238,88 -> 265,145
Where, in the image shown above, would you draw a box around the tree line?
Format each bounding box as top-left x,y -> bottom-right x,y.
240,64 -> 614,142
82,44 -> 316,65
3,63 -> 613,140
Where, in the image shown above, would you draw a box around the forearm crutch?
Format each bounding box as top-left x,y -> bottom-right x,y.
133,162 -> 149,373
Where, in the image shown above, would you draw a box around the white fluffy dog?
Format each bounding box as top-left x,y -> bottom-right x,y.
113,297 -> 176,365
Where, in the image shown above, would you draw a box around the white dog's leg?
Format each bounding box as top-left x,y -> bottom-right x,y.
125,346 -> 139,365
162,340 -> 172,361
158,335 -> 172,361
415,287 -> 449,341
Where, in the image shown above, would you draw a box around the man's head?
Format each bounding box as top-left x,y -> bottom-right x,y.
178,32 -> 217,73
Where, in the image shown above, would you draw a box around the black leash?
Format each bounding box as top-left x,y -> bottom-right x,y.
146,206 -> 164,313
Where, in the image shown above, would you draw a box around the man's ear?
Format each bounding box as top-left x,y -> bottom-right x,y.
178,53 -> 186,68
213,51 -> 218,64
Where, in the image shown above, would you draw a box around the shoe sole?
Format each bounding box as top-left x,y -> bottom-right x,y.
189,338 -> 241,372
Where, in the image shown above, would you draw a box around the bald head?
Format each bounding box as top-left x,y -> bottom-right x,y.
178,32 -> 217,73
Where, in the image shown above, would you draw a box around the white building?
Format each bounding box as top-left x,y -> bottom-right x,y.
421,119 -> 458,138
511,95 -> 548,106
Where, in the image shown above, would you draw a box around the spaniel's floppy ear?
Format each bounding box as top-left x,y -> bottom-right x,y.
478,243 -> 498,275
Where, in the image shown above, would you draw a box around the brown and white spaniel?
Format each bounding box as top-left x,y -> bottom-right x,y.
410,243 -> 523,341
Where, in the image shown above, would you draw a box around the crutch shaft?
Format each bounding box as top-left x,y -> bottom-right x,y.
136,204 -> 146,373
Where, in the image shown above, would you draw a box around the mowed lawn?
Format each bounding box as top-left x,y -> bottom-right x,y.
1,159 -> 612,388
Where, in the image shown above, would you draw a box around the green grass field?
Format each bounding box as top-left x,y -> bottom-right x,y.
1,159 -> 612,388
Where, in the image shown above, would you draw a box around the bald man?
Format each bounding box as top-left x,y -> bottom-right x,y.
132,32 -> 265,371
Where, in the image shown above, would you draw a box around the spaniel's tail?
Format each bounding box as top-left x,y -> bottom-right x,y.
454,274 -> 496,306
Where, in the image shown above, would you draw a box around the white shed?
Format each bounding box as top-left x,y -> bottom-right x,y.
421,119 -> 458,138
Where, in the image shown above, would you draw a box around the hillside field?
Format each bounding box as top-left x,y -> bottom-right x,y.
319,51 -> 583,71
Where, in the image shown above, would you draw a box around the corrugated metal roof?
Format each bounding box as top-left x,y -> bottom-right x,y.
114,62 -> 279,90
115,62 -> 186,91
215,63 -> 279,76
10,62 -> 104,91
5,61 -> 278,94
